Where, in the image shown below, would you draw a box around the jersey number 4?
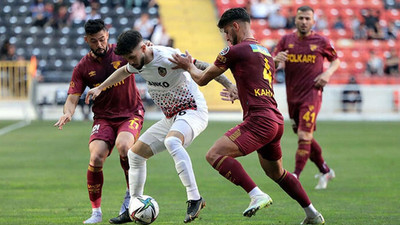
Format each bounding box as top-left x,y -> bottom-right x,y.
263,58 -> 272,88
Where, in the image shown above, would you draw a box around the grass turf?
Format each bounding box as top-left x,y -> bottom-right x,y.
0,120 -> 399,224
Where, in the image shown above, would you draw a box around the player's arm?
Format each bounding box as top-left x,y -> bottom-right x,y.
170,51 -> 226,86
54,94 -> 80,130
314,58 -> 341,88
194,59 -> 235,89
85,66 -> 131,104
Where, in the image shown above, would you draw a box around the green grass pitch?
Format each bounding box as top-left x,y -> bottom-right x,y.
0,120 -> 399,224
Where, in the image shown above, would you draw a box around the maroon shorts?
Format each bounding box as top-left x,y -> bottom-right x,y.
288,92 -> 322,133
89,114 -> 144,154
225,116 -> 283,161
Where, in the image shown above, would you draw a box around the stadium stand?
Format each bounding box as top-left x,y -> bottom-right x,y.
214,0 -> 400,84
0,0 -> 160,83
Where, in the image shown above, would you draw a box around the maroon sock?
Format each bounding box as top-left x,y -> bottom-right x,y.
277,170 -> 311,207
120,156 -> 130,188
87,164 -> 103,208
310,139 -> 330,174
213,156 -> 256,193
294,139 -> 312,178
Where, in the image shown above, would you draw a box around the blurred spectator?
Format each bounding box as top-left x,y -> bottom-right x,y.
48,5 -> 70,29
150,19 -> 173,47
332,16 -> 346,29
384,49 -> 399,76
285,8 -> 296,29
366,50 -> 384,76
361,9 -> 383,39
249,0 -> 270,19
367,21 -> 385,40
383,21 -> 398,40
314,14 -> 328,31
30,0 -> 53,27
268,8 -> 287,29
0,40 -> 24,61
69,0 -> 87,23
353,22 -> 368,40
134,12 -> 155,39
341,76 -> 362,113
86,2 -> 101,21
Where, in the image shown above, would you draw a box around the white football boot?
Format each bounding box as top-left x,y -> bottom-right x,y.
83,211 -> 102,224
315,169 -> 335,189
243,193 -> 273,217
300,212 -> 325,224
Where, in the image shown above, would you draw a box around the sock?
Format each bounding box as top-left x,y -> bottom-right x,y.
276,170 -> 311,207
128,150 -> 147,197
92,207 -> 102,214
303,203 -> 319,218
120,156 -> 130,188
310,139 -> 330,174
212,155 -> 257,193
294,139 -> 312,178
87,164 -> 103,208
165,137 -> 200,200
248,187 -> 265,198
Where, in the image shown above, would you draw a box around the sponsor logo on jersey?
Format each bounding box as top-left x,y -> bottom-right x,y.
111,61 -> 122,69
89,71 -> 96,77
220,47 -> 230,56
69,81 -> 75,88
288,44 -> 294,48
250,44 -> 271,56
287,54 -> 316,63
309,44 -> 317,51
158,67 -> 167,77
147,81 -> 170,88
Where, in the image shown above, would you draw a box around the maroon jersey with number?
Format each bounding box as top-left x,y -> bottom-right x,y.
68,44 -> 144,119
273,31 -> 338,103
214,39 -> 283,124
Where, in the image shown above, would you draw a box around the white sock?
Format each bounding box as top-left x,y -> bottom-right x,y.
128,150 -> 147,197
248,187 -> 265,198
92,207 -> 102,214
164,136 -> 200,200
303,203 -> 319,218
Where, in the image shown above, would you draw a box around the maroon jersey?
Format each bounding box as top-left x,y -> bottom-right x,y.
273,31 -> 338,103
68,44 -> 144,119
214,39 -> 283,124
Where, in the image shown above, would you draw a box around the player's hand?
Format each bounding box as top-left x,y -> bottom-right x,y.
220,85 -> 238,103
169,51 -> 193,70
85,87 -> 102,104
274,50 -> 289,63
54,113 -> 72,130
314,72 -> 330,88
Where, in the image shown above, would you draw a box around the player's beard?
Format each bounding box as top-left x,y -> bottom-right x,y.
133,54 -> 145,70
91,46 -> 108,57
231,33 -> 238,45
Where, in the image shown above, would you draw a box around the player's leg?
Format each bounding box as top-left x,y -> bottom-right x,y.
310,138 -> 335,189
258,152 -> 324,224
84,140 -> 110,224
113,116 -> 144,215
166,115 -> 207,223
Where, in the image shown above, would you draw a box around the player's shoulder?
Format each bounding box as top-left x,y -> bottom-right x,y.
153,45 -> 180,56
311,31 -> 331,43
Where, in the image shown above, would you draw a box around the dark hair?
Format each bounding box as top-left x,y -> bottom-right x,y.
217,7 -> 250,29
114,30 -> 143,56
297,5 -> 314,14
84,19 -> 107,35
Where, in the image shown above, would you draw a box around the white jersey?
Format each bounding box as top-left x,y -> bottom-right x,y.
126,46 -> 207,118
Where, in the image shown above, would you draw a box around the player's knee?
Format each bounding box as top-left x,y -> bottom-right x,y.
89,152 -> 106,166
115,141 -> 131,156
164,136 -> 182,153
205,149 -> 218,165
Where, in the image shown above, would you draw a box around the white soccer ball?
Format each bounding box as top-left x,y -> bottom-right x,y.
129,195 -> 159,225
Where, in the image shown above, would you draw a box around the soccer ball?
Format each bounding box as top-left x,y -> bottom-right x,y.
129,195 -> 159,225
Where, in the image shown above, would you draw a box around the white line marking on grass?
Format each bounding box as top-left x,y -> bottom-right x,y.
0,120 -> 31,136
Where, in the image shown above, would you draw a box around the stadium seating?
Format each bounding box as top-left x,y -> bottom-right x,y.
214,0 -> 400,84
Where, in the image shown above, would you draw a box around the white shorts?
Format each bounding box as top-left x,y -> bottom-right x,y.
139,109 -> 208,155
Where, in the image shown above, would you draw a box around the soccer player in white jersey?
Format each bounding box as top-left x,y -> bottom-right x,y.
85,30 -> 236,224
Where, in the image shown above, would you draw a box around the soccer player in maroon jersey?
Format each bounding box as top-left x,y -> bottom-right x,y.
54,19 -> 144,224
273,6 -> 340,190
170,7 -> 325,224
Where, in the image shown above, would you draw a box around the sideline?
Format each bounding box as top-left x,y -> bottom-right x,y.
0,120 -> 31,136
